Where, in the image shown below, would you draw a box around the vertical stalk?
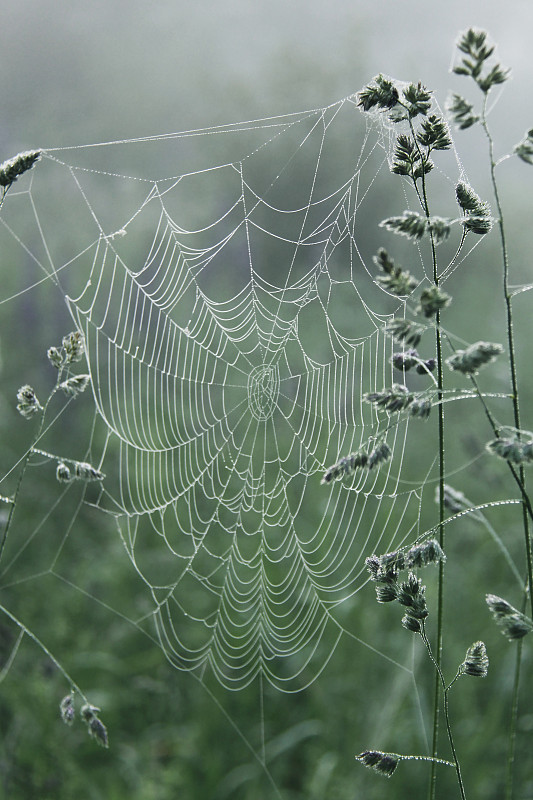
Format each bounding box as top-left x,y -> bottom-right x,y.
409,119 -> 446,800
420,626 -> 467,800
480,93 -> 531,800
480,95 -> 533,618
505,630 -> 523,800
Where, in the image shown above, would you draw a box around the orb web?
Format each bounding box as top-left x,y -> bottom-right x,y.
2,99 -> 430,691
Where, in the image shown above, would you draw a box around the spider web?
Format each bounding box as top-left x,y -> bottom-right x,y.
1,97 -> 445,696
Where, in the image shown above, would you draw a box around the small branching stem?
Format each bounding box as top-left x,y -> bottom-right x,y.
505,622 -> 524,800
0,186 -> 11,213
480,96 -> 533,618
420,624 -> 467,800
0,386 -> 59,565
0,602 -> 89,703
465,372 -> 533,532
504,585 -> 529,800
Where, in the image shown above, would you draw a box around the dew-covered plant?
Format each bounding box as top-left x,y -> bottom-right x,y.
322,28 -> 533,800
360,540 -> 485,798
0,323 -> 108,747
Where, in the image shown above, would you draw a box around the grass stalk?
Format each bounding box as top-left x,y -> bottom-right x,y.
479,99 -> 533,619
420,625 -> 466,800
408,116 -> 447,800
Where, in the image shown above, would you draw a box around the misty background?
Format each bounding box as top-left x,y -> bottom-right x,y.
2,0 -> 533,151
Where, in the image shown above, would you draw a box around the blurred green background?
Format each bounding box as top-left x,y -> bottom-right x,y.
1,1 -> 533,798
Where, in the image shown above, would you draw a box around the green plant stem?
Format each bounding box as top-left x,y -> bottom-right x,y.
0,386 -> 58,566
504,586 -> 528,800
505,623 -> 524,800
408,118 -> 446,800
480,95 -> 533,619
420,625 -> 467,800
0,602 -> 89,703
465,373 -> 533,529
0,185 -> 11,213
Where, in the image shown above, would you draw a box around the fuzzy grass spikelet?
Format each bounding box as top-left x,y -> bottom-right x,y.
457,181 -> 491,211
321,441 -> 391,484
365,383 -> 413,413
16,385 -> 42,419
369,540 -> 445,576
515,129 -> 533,165
356,750 -> 399,778
407,539 -> 446,569
417,358 -> 436,375
385,318 -> 425,347
446,341 -> 503,375
436,484 -> 471,514
409,398 -> 432,419
365,384 -> 433,418
455,182 -> 493,234
461,641 -> 489,677
427,216 -> 452,243
447,94 -> 480,130
375,583 -> 399,603
402,614 -> 422,632
392,349 -> 420,372
56,462 -> 72,483
486,594 -> 533,640
486,429 -> 533,466
391,134 -> 433,180
397,572 -> 428,621
453,29 -> 509,93
59,374 -> 90,398
418,285 -> 451,318
357,75 -> 399,112
81,704 -> 108,748
0,150 -> 41,187
47,346 -> 64,369
366,442 -> 392,469
367,541 -> 444,632
60,695 -> 75,726
402,82 -> 432,118
62,331 -> 84,363
391,350 -> 435,375
54,459 -> 105,483
373,248 -> 418,295
417,114 -> 452,151
380,211 -> 427,241
73,461 -> 105,482
366,555 -> 400,605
